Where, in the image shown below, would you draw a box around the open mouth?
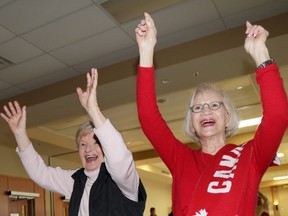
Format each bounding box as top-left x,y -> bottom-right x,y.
85,154 -> 98,163
201,119 -> 215,126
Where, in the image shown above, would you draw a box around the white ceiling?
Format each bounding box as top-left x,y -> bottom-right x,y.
0,0 -> 287,185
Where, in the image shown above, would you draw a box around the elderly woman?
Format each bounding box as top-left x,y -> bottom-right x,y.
0,68 -> 146,216
135,12 -> 287,216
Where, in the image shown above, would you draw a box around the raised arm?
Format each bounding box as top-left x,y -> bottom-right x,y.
135,13 -> 185,174
76,68 -> 106,128
0,101 -> 75,196
77,68 -> 140,201
244,21 -> 288,172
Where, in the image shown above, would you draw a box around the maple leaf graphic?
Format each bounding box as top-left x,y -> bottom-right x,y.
193,209 -> 208,216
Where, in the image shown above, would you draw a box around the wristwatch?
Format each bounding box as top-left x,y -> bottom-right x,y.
257,58 -> 275,69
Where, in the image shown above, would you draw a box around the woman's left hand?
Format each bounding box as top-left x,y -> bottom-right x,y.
76,68 -> 98,114
244,21 -> 270,66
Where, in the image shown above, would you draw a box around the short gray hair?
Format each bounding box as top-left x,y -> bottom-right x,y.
184,83 -> 239,144
75,121 -> 101,148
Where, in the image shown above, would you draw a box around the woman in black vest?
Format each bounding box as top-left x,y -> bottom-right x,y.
1,68 -> 146,215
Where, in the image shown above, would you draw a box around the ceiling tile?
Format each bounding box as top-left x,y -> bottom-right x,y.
0,80 -> 11,90
73,45 -> 138,72
148,0 -> 220,37
22,5 -> 117,51
214,0 -> 274,16
121,0 -> 221,38
101,0 -> 184,23
223,0 -> 288,28
50,28 -> 135,65
0,0 -> 14,8
156,19 -> 225,50
18,67 -> 80,91
0,86 -> 24,100
0,0 -> 93,34
0,26 -> 15,43
0,37 -> 43,63
0,54 -> 67,84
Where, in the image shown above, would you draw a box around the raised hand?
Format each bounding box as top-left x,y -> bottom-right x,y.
0,101 -> 30,151
0,101 -> 26,135
135,12 -> 157,67
244,21 -> 270,66
76,68 -> 105,128
135,12 -> 157,50
76,68 -> 98,114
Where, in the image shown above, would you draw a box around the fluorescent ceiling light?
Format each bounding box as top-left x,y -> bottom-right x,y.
239,117 -> 262,128
273,176 -> 288,181
61,196 -> 70,202
7,190 -> 40,200
277,152 -> 284,158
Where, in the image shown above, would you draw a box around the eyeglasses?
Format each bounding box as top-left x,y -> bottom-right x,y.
190,101 -> 224,113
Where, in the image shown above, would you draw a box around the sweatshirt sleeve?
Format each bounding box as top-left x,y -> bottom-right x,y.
253,63 -> 288,173
93,119 -> 139,202
17,143 -> 76,197
137,66 -> 184,174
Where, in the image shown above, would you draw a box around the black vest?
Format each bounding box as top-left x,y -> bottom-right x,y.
68,163 -> 146,216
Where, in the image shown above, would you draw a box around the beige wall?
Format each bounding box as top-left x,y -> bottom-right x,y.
0,145 -> 29,178
138,169 -> 172,216
269,184 -> 288,216
259,185 -> 288,216
259,187 -> 275,216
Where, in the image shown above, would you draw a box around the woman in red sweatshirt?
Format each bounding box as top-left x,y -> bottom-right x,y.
135,12 -> 288,216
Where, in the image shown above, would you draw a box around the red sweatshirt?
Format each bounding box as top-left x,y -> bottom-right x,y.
137,63 -> 288,216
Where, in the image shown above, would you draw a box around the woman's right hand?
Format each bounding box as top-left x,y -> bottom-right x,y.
1,101 -> 30,151
1,101 -> 27,135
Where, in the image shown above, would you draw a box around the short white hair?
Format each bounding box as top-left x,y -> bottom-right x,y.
184,83 -> 240,144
